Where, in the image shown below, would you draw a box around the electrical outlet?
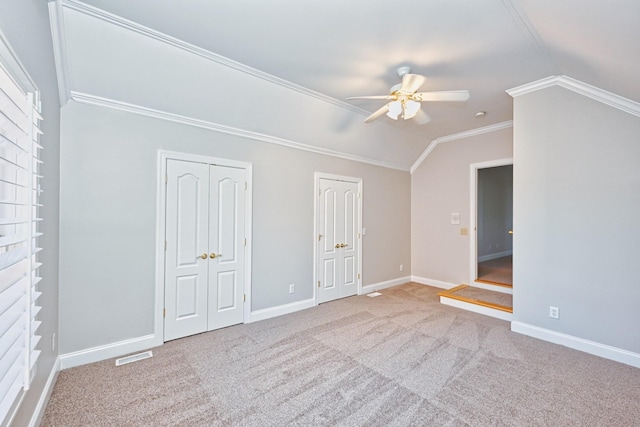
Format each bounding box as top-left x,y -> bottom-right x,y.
399,264 -> 403,272
549,306 -> 559,319
289,284 -> 295,294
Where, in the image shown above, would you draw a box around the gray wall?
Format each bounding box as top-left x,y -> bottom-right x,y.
512,85 -> 640,353
59,101 -> 411,354
477,165 -> 513,259
411,128 -> 513,285
0,1 -> 61,425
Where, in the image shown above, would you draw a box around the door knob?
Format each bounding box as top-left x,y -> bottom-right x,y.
199,253 -> 208,259
335,244 -> 340,249
210,253 -> 220,259
508,230 -> 513,235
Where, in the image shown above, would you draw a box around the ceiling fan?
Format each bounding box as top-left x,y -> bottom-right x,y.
347,66 -> 470,125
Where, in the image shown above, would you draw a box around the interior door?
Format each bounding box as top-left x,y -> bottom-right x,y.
207,165 -> 245,330
164,160 -> 210,341
164,160 -> 246,341
317,178 -> 359,304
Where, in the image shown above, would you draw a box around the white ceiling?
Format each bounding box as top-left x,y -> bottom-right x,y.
63,0 -> 639,165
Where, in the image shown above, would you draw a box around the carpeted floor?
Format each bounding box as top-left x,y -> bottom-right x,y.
478,255 -> 513,285
42,283 -> 639,426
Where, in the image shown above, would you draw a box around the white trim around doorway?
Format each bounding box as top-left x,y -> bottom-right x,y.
154,150 -> 253,346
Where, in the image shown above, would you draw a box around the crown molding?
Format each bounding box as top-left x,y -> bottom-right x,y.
507,75 -> 640,118
69,91 -> 409,172
57,0 -> 369,118
0,25 -> 38,93
48,1 -> 72,106
410,121 -> 513,174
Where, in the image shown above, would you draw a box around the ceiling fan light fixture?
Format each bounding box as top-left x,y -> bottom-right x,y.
387,101 -> 402,120
403,100 -> 421,120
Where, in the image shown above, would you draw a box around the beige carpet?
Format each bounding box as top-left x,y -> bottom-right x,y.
478,255 -> 513,285
42,283 -> 639,426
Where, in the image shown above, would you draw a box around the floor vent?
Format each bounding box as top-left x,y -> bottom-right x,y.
367,292 -> 382,297
115,351 -> 153,367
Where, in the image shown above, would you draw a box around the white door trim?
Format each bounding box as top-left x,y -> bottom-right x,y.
155,150 -> 253,345
469,158 -> 513,287
313,172 -> 363,304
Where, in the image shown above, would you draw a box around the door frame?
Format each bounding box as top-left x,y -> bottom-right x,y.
469,158 -> 513,287
313,172 -> 363,304
154,150 -> 253,345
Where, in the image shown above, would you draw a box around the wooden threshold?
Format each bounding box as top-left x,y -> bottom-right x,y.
438,284 -> 513,313
475,279 -> 513,288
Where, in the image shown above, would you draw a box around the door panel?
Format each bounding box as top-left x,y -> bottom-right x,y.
165,160 -> 209,341
317,178 -> 359,304
165,160 -> 246,341
208,165 -> 245,331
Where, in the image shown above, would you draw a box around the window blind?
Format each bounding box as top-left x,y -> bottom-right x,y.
0,60 -> 42,423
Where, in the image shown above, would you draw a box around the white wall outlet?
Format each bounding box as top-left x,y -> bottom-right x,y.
451,213 -> 460,225
399,264 -> 403,272
549,306 -> 559,319
289,284 -> 295,294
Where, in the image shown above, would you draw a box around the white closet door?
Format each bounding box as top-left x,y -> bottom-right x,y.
207,165 -> 245,330
317,178 -> 359,304
164,160 -> 210,341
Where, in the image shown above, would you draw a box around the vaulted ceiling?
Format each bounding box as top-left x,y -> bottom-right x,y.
54,0 -> 639,169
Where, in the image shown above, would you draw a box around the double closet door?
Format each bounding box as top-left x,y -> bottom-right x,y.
164,159 -> 246,341
317,178 -> 360,304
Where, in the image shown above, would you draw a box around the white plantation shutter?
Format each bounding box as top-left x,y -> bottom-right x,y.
0,60 -> 42,423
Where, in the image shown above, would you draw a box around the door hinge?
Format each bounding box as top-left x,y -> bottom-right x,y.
163,308 -> 166,318
317,281 -> 320,288
165,174 -> 168,184
357,232 -> 360,239
164,240 -> 167,251
357,273 -> 360,280
243,294 -> 246,302
244,238 -> 247,246
318,234 -> 322,241
245,182 -> 248,190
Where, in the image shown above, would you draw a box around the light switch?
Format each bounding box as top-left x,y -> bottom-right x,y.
362,227 -> 367,236
451,213 -> 460,225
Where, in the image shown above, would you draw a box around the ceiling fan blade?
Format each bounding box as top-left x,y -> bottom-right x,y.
347,95 -> 394,100
400,73 -> 426,93
363,104 -> 390,123
413,90 -> 470,102
413,108 -> 432,125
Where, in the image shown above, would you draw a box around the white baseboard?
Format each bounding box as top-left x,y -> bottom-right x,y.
59,334 -> 157,370
477,250 -> 512,263
361,276 -> 412,295
440,297 -> 512,321
249,297 -> 316,323
411,276 -> 458,290
511,321 -> 640,369
28,356 -> 60,427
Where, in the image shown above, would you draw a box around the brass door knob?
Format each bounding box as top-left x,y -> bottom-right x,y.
210,253 -> 219,259
199,253 -> 208,259
508,230 -> 514,235
335,244 -> 340,249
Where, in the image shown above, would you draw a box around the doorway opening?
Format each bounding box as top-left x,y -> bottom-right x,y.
470,159 -> 513,289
